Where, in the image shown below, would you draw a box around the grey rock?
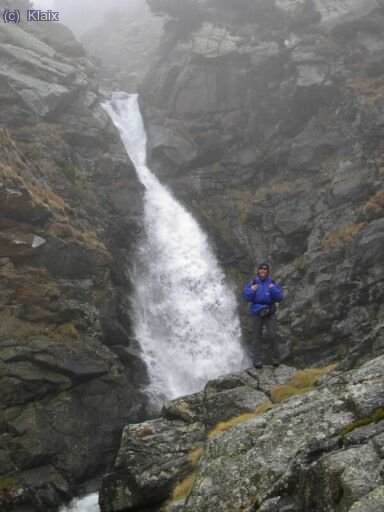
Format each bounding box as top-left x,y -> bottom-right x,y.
314,0 -> 379,29
99,355 -> 384,512
203,371 -> 268,428
99,364 -> 299,511
163,391 -> 206,424
349,486 -> 384,512
0,8 -> 148,510
100,418 -> 206,512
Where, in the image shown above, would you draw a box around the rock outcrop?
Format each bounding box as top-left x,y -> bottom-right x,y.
99,356 -> 384,512
140,0 -> 384,366
0,5 -> 148,510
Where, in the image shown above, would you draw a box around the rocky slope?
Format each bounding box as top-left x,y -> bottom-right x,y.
139,0 -> 384,366
99,355 -> 384,512
0,4 -> 149,510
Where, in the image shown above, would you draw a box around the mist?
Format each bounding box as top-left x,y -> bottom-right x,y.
33,0 -> 150,36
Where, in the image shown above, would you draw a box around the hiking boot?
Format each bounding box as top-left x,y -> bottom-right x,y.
272,362 -> 280,368
253,363 -> 263,369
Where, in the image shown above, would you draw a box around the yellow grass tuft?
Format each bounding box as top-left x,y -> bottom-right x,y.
208,401 -> 273,439
271,385 -> 313,403
271,365 -> 336,403
171,473 -> 196,502
291,365 -> 336,388
188,447 -> 204,467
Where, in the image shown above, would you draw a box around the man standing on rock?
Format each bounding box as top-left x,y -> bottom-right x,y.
242,263 -> 284,369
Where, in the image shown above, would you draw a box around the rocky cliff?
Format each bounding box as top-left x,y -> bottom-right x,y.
0,4 -> 149,510
99,355 -> 384,512
1,0 -> 384,510
139,0 -> 384,366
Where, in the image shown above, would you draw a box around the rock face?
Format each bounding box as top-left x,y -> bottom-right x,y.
99,355 -> 384,512
140,0 -> 384,366
0,5 -> 149,510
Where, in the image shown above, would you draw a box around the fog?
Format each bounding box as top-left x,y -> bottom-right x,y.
32,0 -> 149,36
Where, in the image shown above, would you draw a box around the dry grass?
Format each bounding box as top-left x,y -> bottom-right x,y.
363,190 -> 384,218
321,223 -> 367,250
188,447 -> 204,467
47,222 -> 107,252
163,446 -> 205,511
271,365 -> 336,403
230,495 -> 259,512
271,384 -> 314,403
291,365 -> 337,388
171,473 -> 196,502
208,401 -> 273,439
346,76 -> 384,107
136,426 -> 155,438
55,323 -> 79,339
16,281 -> 59,303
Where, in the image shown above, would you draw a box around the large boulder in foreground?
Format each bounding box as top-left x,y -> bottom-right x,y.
99,355 -> 384,512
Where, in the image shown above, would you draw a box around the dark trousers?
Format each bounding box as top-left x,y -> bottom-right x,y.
252,314 -> 280,365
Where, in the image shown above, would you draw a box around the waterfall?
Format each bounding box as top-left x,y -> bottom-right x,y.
60,93 -> 248,512
103,92 -> 249,401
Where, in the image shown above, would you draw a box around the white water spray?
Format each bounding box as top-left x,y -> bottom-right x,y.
103,92 -> 249,400
59,493 -> 99,512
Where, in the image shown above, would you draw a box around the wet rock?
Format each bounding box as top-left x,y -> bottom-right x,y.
100,418 -> 206,512
203,371 -> 267,428
163,391 -> 206,424
99,364 -> 296,511
0,6 -> 148,510
100,355 -> 384,512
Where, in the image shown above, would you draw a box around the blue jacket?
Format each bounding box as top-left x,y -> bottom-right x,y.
242,275 -> 284,316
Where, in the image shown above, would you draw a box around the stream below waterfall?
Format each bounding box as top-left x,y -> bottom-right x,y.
60,93 -> 248,511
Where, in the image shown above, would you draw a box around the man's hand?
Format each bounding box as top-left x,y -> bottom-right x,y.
269,283 -> 274,288
251,284 -> 258,291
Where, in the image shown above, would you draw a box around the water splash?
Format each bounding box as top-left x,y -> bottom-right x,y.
103,92 -> 249,400
59,493 -> 99,512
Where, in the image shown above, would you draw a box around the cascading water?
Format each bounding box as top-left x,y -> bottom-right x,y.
103,92 -> 249,400
60,93 -> 248,512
